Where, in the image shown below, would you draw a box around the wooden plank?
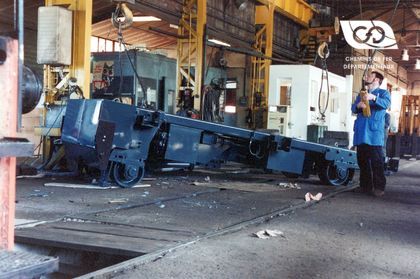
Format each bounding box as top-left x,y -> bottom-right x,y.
15,224 -> 177,257
47,221 -> 194,242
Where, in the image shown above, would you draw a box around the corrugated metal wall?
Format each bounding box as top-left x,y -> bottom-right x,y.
0,1 -> 43,77
273,14 -> 301,61
207,0 -> 255,46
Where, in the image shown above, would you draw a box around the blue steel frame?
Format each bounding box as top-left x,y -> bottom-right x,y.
61,99 -> 358,186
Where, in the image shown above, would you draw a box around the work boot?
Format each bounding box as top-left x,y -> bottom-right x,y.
372,189 -> 385,197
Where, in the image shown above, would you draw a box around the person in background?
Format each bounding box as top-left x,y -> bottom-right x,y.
351,71 -> 391,197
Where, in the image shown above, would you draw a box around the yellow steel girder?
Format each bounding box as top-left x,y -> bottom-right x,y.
176,0 -> 206,111
257,0 -> 315,27
251,4 -> 274,110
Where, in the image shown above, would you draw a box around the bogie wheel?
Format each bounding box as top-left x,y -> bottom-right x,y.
317,161 -> 354,186
113,162 -> 144,188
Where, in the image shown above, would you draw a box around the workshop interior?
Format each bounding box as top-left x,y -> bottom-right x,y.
0,0 -> 419,277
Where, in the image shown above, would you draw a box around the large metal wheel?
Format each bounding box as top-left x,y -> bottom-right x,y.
112,162 -> 144,188
317,161 -> 354,186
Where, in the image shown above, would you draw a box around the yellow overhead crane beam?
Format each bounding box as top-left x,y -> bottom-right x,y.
257,0 -> 315,28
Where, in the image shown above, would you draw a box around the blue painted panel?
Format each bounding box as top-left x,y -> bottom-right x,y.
165,124 -> 201,163
266,149 -> 305,173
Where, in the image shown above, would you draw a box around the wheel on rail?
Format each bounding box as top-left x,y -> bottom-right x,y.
317,161 -> 354,186
112,162 -> 144,188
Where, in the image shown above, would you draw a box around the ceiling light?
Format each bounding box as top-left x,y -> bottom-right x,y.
208,39 -> 231,47
415,59 -> 420,70
401,49 -> 409,61
132,16 -> 161,22
169,24 -> 179,29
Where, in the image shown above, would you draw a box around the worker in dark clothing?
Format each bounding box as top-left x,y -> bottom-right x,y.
351,71 -> 391,197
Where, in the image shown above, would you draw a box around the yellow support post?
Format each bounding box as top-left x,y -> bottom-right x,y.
250,3 -> 274,128
45,0 -> 92,98
37,0 -> 92,163
176,0 -> 206,111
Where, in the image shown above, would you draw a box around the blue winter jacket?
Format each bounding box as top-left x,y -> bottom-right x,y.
351,87 -> 391,146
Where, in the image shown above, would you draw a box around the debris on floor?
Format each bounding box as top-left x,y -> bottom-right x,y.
108,198 -> 129,204
304,192 -> 323,202
253,229 -> 286,239
204,176 -> 211,182
29,190 -> 50,198
226,168 -> 250,174
191,181 -> 209,186
278,182 -> 301,189
16,173 -> 46,179
142,177 -> 157,181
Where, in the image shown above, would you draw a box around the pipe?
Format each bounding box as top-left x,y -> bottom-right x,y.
206,41 -> 300,64
17,0 -> 23,130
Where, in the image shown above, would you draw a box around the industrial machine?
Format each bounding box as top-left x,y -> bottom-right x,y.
61,99 -> 358,188
268,64 -> 354,146
91,50 -> 177,112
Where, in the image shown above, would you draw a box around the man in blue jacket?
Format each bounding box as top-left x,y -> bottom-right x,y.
352,71 -> 391,197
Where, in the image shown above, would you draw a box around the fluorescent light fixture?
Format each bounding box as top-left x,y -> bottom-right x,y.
208,39 -> 231,47
401,49 -> 409,61
132,16 -> 161,22
415,59 -> 420,70
169,24 -> 179,29
225,105 -> 236,113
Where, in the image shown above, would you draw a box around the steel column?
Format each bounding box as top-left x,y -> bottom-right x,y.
250,3 -> 274,128
0,37 -> 18,250
176,0 -> 206,111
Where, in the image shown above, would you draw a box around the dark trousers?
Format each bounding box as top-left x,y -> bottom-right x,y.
357,144 -> 386,191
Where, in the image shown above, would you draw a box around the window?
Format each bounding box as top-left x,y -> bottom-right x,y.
330,86 -> 339,113
91,36 -> 124,52
278,78 -> 292,106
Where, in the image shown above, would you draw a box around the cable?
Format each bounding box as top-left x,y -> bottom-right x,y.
21,100 -> 66,167
316,42 -> 330,121
360,0 -> 400,87
318,58 -> 330,121
117,24 -> 124,102
120,37 -> 148,107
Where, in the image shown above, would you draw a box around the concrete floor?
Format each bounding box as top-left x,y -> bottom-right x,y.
105,160 -> 420,279
14,160 -> 420,278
